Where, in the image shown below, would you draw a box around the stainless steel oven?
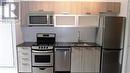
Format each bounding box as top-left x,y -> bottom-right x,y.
32,50 -> 53,67
32,33 -> 55,73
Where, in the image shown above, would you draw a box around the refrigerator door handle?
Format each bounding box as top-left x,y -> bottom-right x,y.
119,50 -> 123,64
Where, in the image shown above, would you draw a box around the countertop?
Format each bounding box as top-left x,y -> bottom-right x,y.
17,42 -> 101,47
55,42 -> 101,48
17,42 -> 35,47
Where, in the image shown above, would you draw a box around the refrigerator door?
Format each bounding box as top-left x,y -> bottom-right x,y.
101,49 -> 123,73
96,12 -> 118,46
103,16 -> 126,49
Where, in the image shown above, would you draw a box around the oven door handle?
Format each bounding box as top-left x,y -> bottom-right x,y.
32,50 -> 53,53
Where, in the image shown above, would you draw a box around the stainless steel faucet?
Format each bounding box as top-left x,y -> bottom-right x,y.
77,31 -> 80,42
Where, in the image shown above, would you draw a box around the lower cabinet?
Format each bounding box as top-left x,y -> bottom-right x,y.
17,47 -> 32,72
71,47 -> 82,72
71,47 -> 101,73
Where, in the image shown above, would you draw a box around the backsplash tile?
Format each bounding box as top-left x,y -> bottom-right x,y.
22,27 -> 96,42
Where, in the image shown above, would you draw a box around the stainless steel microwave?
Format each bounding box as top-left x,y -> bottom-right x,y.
28,11 -> 54,26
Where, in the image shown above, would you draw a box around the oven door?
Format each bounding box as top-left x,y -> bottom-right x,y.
32,50 -> 53,67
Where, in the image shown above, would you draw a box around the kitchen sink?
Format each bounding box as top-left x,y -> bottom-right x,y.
73,42 -> 91,46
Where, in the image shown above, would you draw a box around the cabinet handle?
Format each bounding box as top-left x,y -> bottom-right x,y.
107,10 -> 112,12
22,53 -> 29,55
22,63 -> 29,66
22,47 -> 29,49
85,12 -> 91,15
22,58 -> 29,61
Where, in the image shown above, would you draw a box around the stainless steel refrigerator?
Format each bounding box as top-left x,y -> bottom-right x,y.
96,15 -> 126,73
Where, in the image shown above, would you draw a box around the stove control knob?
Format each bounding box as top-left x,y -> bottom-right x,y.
45,46 -> 47,49
41,46 -> 43,49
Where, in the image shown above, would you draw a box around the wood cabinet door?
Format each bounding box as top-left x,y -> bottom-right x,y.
25,1 -> 120,15
54,2 -> 72,14
71,47 -> 82,72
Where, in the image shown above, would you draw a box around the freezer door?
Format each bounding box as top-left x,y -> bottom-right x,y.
103,16 -> 126,49
101,49 -> 123,73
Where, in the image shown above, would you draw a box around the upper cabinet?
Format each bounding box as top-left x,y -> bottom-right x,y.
54,14 -> 99,27
27,1 -> 121,15
54,15 -> 76,27
21,1 -> 120,26
82,2 -> 120,14
78,15 -> 99,27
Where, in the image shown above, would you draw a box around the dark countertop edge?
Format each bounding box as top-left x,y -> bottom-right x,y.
55,46 -> 101,48
17,42 -> 101,47
16,42 -> 35,47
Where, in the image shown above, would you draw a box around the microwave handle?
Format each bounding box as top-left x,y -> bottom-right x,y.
47,15 -> 49,24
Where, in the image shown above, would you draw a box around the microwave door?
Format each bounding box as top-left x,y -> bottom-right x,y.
29,16 -> 48,25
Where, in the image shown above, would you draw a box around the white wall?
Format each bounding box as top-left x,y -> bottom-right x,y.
119,0 -> 128,16
0,22 -> 18,73
0,1 -> 20,73
15,22 -> 24,45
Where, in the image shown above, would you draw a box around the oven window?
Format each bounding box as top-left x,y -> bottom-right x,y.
37,37 -> 55,45
29,16 -> 47,24
35,55 -> 50,63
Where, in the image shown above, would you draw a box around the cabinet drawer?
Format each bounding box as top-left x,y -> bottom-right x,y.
18,57 -> 31,63
18,47 -> 31,52
17,49 -> 31,57
20,52 -> 31,55
18,52 -> 31,57
18,62 -> 31,72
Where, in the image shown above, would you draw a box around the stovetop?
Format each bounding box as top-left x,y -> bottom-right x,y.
32,42 -> 55,50
32,42 -> 55,46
